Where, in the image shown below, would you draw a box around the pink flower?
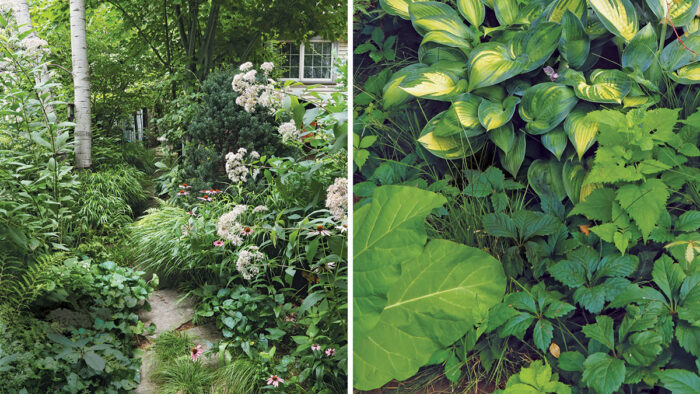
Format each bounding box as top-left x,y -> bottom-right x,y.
176,190 -> 189,196
311,225 -> 331,236
190,345 -> 203,361
187,211 -> 196,216
242,226 -> 254,236
311,343 -> 321,351
198,195 -> 213,201
543,66 -> 559,81
213,240 -> 225,247
336,224 -> 347,233
325,348 -> 336,357
266,375 -> 285,387
178,183 -> 191,189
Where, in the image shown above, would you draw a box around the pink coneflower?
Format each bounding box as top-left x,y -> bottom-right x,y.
242,226 -> 254,236
213,240 -> 225,247
336,224 -> 347,233
190,345 -> 203,361
178,183 -> 191,189
198,195 -> 213,201
187,211 -> 196,216
311,343 -> 321,351
176,190 -> 189,196
325,348 -> 336,357
312,225 -> 331,236
199,190 -> 208,193
266,375 -> 284,387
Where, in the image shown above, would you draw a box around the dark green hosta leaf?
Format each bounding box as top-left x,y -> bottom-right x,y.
483,212 -> 518,239
354,239 -> 506,390
559,10 -> 590,69
646,0 -> 700,28
383,63 -> 429,108
519,83 -> 578,135
457,0 -> 484,27
541,128 -> 568,160
562,160 -> 586,204
499,129 -> 526,177
522,22 -> 562,73
478,96 -> 519,130
659,369 -> 700,394
527,159 -> 566,203
548,0 -> 586,23
660,32 -> 700,71
622,24 -> 657,72
493,0 -> 519,25
582,352 -> 626,394
588,0 -> 639,42
353,186 -> 446,337
468,42 -> 529,90
488,122 -> 515,153
563,69 -> 632,104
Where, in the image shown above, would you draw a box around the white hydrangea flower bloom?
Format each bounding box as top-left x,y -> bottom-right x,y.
277,121 -> 298,142
326,178 -> 348,221
236,246 -> 267,280
239,61 -> 253,71
216,205 -> 248,246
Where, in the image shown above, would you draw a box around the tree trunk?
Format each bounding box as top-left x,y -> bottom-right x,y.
69,0 -> 91,169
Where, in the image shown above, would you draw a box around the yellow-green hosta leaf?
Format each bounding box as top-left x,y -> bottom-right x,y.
379,0 -> 413,19
494,0 -> 520,25
623,94 -> 659,108
646,0 -> 700,27
468,42 -> 529,90
421,30 -> 472,51
519,83 -> 578,135
488,122 -> 515,153
622,24 -> 658,72
418,44 -> 469,66
564,103 -> 598,160
419,111 -> 487,159
669,63 -> 700,84
457,0 -> 485,27
660,32 -> 700,71
548,0 -> 586,23
409,1 -> 465,36
688,18 -> 700,34
560,10 -> 590,69
399,67 -> 466,101
565,69 -> 632,104
522,22 -> 563,72
562,160 -> 587,204
482,0 -> 494,8
435,94 -> 484,136
478,96 -> 520,131
383,63 -> 429,108
472,85 -> 507,101
541,127 -> 568,160
514,3 -> 547,24
499,130 -> 526,177
589,0 -> 639,42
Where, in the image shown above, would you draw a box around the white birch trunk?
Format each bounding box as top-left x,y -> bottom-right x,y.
69,0 -> 91,168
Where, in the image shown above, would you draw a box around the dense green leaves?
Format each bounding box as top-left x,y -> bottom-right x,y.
519,83 -> 578,135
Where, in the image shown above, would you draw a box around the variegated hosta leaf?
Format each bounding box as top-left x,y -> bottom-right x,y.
528,159 -> 567,202
379,0 -> 413,19
623,94 -> 659,108
499,129 -> 526,177
564,102 -> 598,160
660,32 -> 700,71
646,0 -> 700,27
457,0 -> 485,27
513,3 -> 545,25
579,178 -> 602,201
418,111 -> 488,159
435,93 -> 484,137
548,0 -> 586,23
541,127 -> 568,160
689,18 -> 700,34
562,160 -> 587,204
482,0 -> 494,8
494,0 -> 520,25
622,24 -> 657,72
669,62 -> 700,84
488,122 -> 515,153
559,10 -> 590,69
519,83 -> 578,135
418,44 -> 469,66
409,1 -> 468,37
586,12 -> 610,40
383,63 -> 429,108
564,69 -> 632,104
399,67 -> 466,101
522,22 -> 563,72
589,0 -> 639,42
472,85 -> 506,102
477,96 -> 519,131
468,42 -> 529,90
421,30 -> 472,51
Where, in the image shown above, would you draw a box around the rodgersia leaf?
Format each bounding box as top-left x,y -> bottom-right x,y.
582,352 -> 626,394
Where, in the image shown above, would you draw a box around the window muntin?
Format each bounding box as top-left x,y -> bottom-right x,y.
279,41 -> 334,82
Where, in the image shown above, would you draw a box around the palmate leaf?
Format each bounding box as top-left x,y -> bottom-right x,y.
582,352 -> 626,394
659,369 -> 700,394
353,186 -> 446,337
478,96 -> 519,130
588,0 -> 639,42
354,239 -> 505,390
559,10 -> 590,69
615,179 -> 670,240
583,315 -> 616,351
519,83 -> 578,135
646,0 -> 700,28
468,42 -> 529,90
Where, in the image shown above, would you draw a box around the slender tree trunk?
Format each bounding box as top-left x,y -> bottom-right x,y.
69,0 -> 91,169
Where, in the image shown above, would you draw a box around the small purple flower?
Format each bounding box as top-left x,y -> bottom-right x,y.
543,66 -> 559,81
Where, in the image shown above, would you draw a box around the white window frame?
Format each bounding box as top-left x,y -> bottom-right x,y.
279,38 -> 336,84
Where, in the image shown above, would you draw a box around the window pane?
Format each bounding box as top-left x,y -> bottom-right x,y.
301,42 -> 332,79
280,42 -> 300,78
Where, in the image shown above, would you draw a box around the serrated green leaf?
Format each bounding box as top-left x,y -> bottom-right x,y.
659,369 -> 700,394
558,351 -> 585,372
583,315 -> 616,351
533,319 -> 554,352
483,212 -> 518,238
570,187 -> 615,221
615,179 -> 670,240
677,211 -> 700,232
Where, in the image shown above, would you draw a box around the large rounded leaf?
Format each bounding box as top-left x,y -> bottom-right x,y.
410,1 -> 470,38
528,159 -> 567,202
355,238 -> 506,390
541,127 -> 568,160
418,111 -> 487,159
646,0 -> 700,27
499,129 -> 526,177
494,0 -> 519,25
418,44 -> 468,66
353,186 -> 447,337
563,160 -> 587,204
421,30 -> 472,51
660,32 -> 700,71
379,0 -> 413,19
399,66 -> 466,101
457,0 -> 485,27
564,103 -> 599,160
589,0 -> 639,42
478,96 -> 520,130
488,122 -> 515,153
548,0 -> 586,23
519,83 -> 578,135
669,63 -> 700,85
559,10 -> 590,69
437,93 -> 483,136
622,24 -> 658,72
468,42 -> 529,90
565,69 -> 632,104
383,63 -> 429,108
522,22 -> 563,72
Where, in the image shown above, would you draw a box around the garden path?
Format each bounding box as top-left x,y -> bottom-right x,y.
135,289 -> 222,393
